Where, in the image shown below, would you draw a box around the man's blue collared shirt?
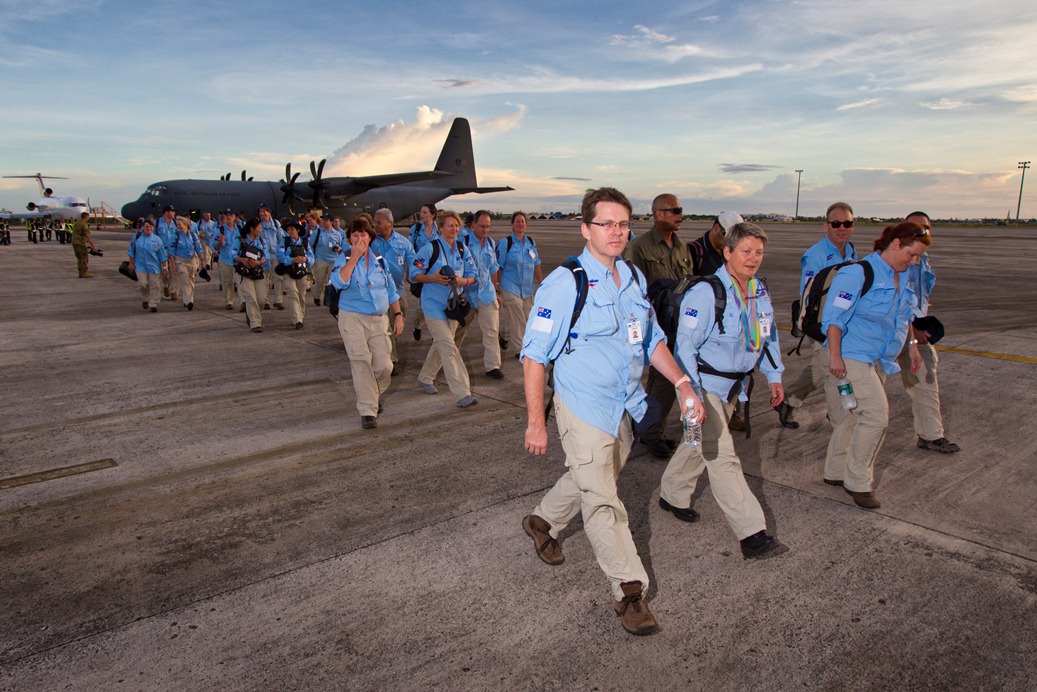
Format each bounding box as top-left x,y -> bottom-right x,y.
497,234 -> 541,298
520,248 -> 663,437
260,220 -> 283,259
331,250 -> 400,315
800,236 -> 858,293
467,236 -> 500,307
674,265 -> 784,402
903,253 -> 935,318
822,251 -> 916,375
196,220 -> 217,246
155,217 -> 178,250
371,231 -> 414,292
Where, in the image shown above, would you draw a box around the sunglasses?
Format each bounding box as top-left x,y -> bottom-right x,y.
658,207 -> 684,215
827,220 -> 854,229
895,227 -> 931,239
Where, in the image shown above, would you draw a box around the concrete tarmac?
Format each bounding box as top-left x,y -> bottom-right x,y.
1,220 -> 1036,690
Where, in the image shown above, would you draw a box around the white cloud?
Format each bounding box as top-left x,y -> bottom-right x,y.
836,98 -> 881,111
921,98 -> 974,110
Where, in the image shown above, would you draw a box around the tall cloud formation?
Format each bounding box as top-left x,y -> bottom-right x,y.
324,105 -> 526,178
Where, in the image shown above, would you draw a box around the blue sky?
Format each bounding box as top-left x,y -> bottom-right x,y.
2,0 -> 1035,219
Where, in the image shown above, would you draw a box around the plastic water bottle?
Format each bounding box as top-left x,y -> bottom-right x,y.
682,399 -> 702,447
836,377 -> 858,410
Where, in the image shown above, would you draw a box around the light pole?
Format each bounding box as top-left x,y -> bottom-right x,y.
794,169 -> 803,221
1018,161 -> 1030,223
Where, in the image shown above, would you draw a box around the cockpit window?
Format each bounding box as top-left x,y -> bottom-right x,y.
146,186 -> 168,197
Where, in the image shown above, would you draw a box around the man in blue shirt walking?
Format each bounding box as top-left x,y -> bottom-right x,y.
521,187 -> 699,636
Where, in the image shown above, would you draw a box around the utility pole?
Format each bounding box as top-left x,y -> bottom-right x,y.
794,169 -> 803,221
1018,161 -> 1030,223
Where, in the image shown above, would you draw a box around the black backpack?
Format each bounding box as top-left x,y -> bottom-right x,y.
647,275 -> 727,349
793,260 -> 875,345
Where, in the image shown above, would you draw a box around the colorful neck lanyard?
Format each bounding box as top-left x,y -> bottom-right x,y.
731,277 -> 761,352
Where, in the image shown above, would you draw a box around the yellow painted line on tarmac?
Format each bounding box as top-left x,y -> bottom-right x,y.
778,325 -> 1037,364
933,345 -> 1037,364
0,458 -> 118,490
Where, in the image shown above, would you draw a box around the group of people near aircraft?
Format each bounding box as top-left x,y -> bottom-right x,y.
118,192 -> 956,636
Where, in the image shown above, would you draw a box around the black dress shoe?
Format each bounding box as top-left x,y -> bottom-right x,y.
642,438 -> 673,459
740,530 -> 788,560
658,497 -> 700,523
360,415 -> 377,429
485,368 -> 505,380
498,334 -> 509,350
413,328 -> 421,341
774,402 -> 800,429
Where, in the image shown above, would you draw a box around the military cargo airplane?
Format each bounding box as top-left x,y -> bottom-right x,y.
0,174 -> 90,221
121,118 -> 513,222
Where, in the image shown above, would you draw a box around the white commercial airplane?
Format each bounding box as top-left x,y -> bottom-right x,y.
0,174 -> 90,221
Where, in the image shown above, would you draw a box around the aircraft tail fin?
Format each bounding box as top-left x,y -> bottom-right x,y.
2,173 -> 68,197
433,118 -> 479,189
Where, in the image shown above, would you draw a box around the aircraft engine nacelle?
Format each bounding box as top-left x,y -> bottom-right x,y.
44,188 -> 54,196
26,202 -> 36,211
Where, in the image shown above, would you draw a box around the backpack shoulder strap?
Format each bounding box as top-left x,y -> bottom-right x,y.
549,256 -> 589,363
859,260 -> 875,295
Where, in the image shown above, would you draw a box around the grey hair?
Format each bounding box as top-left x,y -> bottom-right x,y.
723,222 -> 768,252
375,208 -> 394,224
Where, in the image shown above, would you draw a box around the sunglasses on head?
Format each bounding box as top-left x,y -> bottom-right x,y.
827,220 -> 854,229
895,227 -> 931,239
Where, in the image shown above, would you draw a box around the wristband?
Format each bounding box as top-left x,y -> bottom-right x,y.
674,374 -> 691,389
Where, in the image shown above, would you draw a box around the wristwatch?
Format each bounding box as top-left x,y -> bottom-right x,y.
393,312 -> 403,319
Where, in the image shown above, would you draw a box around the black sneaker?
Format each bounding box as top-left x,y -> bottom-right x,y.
413,328 -> 421,341
360,415 -> 377,429
917,437 -> 960,453
186,302 -> 194,311
498,334 -> 509,350
740,530 -> 788,560
485,368 -> 505,380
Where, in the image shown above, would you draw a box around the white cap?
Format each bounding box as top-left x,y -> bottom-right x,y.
716,211 -> 744,233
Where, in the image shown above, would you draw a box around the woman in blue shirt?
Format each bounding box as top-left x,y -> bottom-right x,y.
170,217 -> 205,310
411,210 -> 478,408
822,221 -> 931,509
331,217 -> 404,429
277,220 -> 315,329
127,219 -> 169,312
233,217 -> 271,333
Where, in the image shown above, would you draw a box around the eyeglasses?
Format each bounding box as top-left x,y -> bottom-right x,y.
657,207 -> 683,215
827,220 -> 854,229
587,220 -> 632,231
895,227 -> 931,239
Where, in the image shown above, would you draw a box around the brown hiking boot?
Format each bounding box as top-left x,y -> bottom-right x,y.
845,488 -> 881,509
522,515 -> 563,566
614,581 -> 658,635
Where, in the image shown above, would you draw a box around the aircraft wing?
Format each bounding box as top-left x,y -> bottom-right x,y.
325,170 -> 454,199
446,186 -> 516,194
0,210 -> 54,221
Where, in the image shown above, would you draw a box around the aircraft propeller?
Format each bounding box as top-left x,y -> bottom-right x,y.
240,170 -> 253,182
308,159 -> 328,209
279,163 -> 305,214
